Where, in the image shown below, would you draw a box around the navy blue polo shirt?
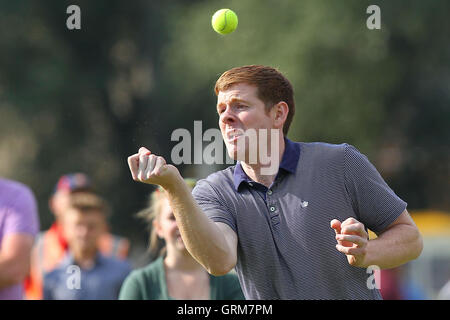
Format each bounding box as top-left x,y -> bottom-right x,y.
233,138 -> 301,202
192,139 -> 407,299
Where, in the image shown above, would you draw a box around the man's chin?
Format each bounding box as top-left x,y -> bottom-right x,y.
225,145 -> 239,161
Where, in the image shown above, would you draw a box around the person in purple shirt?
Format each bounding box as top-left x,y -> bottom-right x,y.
0,178 -> 40,300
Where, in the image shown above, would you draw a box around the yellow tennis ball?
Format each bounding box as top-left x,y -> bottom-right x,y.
211,9 -> 238,35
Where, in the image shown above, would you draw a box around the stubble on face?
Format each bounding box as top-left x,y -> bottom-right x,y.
217,83 -> 274,163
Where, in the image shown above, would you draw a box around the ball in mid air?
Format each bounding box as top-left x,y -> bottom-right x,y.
211,9 -> 238,35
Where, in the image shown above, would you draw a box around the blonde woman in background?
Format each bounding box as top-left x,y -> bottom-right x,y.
119,178 -> 244,300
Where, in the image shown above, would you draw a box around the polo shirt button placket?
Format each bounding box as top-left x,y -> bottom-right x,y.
268,205 -> 280,226
267,190 -> 273,196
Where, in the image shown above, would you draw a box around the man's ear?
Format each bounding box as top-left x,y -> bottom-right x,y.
272,101 -> 289,129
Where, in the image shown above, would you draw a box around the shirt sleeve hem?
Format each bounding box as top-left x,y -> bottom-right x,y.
371,201 -> 408,234
208,216 -> 237,234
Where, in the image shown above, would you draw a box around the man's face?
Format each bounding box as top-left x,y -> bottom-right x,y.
63,208 -> 105,253
49,190 -> 71,221
50,190 -> 92,222
217,83 -> 276,161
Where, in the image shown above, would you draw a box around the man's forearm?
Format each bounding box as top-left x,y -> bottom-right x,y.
163,179 -> 236,275
364,224 -> 423,269
127,149 -> 235,274
0,257 -> 26,289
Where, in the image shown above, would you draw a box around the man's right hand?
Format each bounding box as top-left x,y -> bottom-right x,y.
128,147 -> 237,276
127,147 -> 180,189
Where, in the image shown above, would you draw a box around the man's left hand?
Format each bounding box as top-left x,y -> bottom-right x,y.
330,217 -> 369,267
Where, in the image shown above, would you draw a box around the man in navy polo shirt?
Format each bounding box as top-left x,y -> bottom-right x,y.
127,65 -> 423,299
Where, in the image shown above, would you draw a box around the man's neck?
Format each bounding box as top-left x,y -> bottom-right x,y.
72,247 -> 98,269
240,136 -> 285,188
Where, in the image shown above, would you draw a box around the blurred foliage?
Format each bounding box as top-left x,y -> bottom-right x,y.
0,0 -> 448,258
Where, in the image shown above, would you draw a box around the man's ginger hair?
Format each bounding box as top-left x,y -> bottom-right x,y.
215,65 -> 295,135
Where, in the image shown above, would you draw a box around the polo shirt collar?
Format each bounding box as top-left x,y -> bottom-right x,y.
233,137 -> 301,191
61,251 -> 104,269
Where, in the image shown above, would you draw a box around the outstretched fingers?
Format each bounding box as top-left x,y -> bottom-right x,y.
335,244 -> 366,256
336,234 -> 366,248
330,219 -> 342,234
341,222 -> 368,240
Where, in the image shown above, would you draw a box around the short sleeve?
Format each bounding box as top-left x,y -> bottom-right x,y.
192,179 -> 237,233
344,144 -> 407,234
3,185 -> 39,237
119,272 -> 144,300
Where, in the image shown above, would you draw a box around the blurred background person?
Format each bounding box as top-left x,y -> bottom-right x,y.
119,178 -> 244,300
0,177 -> 39,300
379,265 -> 428,300
44,192 -> 131,299
25,173 -> 130,299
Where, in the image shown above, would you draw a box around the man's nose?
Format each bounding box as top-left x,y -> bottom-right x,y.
77,226 -> 89,237
220,106 -> 236,125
